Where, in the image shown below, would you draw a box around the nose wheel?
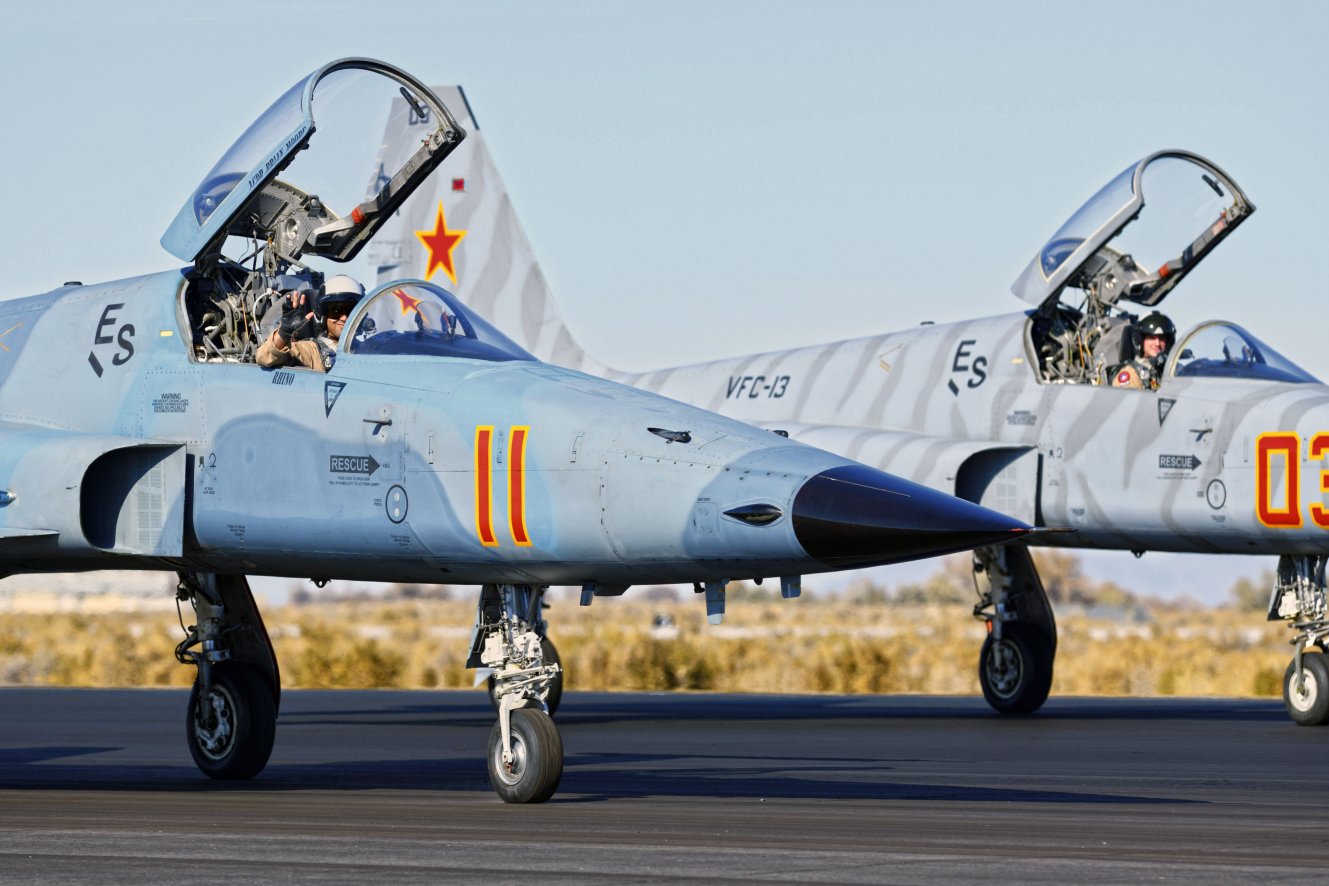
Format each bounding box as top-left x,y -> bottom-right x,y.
487,705 -> 563,803
1284,652 -> 1329,726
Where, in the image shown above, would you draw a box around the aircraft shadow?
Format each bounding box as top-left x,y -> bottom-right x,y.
0,747 -> 1190,806
0,691 -> 1286,803
281,691 -> 1288,723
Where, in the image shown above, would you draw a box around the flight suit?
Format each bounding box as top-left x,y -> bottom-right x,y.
1111,356 -> 1162,391
256,333 -> 337,373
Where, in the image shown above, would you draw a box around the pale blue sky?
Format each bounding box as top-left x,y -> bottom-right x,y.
2,1 -> 1324,602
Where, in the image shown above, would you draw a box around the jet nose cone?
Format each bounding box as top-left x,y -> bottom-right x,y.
792,464 -> 1030,568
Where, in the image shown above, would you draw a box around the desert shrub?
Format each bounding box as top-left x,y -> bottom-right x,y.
0,572 -> 1295,699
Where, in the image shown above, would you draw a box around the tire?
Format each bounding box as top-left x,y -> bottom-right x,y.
186,664 -> 278,779
488,638 -> 563,717
1284,653 -> 1329,726
487,707 -> 563,803
979,622 -> 1054,714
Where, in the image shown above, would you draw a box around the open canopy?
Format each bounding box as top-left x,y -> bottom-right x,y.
1011,151 -> 1254,310
161,58 -> 465,265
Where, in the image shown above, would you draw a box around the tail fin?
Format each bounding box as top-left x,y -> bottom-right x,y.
367,85 -> 609,375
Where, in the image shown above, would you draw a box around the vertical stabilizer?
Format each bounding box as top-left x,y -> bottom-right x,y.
368,86 -> 610,375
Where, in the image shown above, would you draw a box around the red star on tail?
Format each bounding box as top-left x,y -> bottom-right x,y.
415,200 -> 467,285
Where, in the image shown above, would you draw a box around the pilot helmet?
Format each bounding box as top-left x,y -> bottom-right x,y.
1137,312 -> 1176,350
317,275 -> 366,312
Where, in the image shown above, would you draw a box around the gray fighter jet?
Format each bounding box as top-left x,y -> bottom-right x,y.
377,91 -> 1329,726
0,60 -> 1032,803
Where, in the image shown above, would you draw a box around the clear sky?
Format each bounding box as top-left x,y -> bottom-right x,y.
2,0 -> 1324,602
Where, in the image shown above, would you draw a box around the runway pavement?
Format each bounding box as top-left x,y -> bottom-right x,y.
0,688 -> 1325,883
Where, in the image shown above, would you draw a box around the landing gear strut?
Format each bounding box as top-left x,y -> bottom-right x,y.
973,544 -> 1057,714
175,573 -> 280,779
1269,555 -> 1329,726
485,588 -> 563,716
468,584 -> 563,803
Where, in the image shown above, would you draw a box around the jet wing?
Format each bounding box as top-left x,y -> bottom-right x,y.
0,527 -> 58,540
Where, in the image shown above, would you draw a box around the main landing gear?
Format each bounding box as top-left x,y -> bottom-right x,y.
174,574 -> 564,802
468,584 -> 564,803
1269,555 -> 1329,726
175,573 -> 281,779
972,544 -> 1057,714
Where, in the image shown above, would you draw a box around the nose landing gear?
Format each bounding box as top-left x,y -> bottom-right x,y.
468,584 -> 563,802
1271,555 -> 1329,726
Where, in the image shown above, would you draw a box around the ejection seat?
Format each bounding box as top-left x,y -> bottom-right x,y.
1092,315 -> 1135,384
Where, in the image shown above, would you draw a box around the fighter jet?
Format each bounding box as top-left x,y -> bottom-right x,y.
0,59 -> 1031,803
378,90 -> 1329,727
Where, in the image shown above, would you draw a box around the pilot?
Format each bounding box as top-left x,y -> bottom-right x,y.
1111,311 -> 1175,391
257,274 -> 365,373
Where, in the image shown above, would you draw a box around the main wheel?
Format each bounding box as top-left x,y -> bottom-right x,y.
1283,652 -> 1329,726
487,707 -> 563,803
186,664 -> 277,779
979,622 -> 1054,714
488,638 -> 563,717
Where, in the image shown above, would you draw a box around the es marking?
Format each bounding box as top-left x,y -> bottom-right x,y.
948,339 -> 987,395
87,303 -> 135,377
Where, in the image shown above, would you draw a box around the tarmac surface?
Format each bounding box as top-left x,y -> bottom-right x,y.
0,687 -> 1326,883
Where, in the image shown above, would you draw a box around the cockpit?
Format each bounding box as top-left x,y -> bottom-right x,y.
345,283 -> 533,362
1012,151 -> 1316,388
165,59 -> 478,367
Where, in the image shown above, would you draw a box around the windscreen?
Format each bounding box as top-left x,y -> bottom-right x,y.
1173,322 -> 1318,384
345,282 -> 535,362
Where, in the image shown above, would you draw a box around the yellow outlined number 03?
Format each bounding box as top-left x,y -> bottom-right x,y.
474,425 -> 532,547
1256,431 -> 1329,529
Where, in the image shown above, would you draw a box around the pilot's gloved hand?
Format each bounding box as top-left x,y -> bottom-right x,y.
278,291 -> 313,341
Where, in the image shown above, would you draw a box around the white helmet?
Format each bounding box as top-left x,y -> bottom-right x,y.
318,274 -> 365,308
